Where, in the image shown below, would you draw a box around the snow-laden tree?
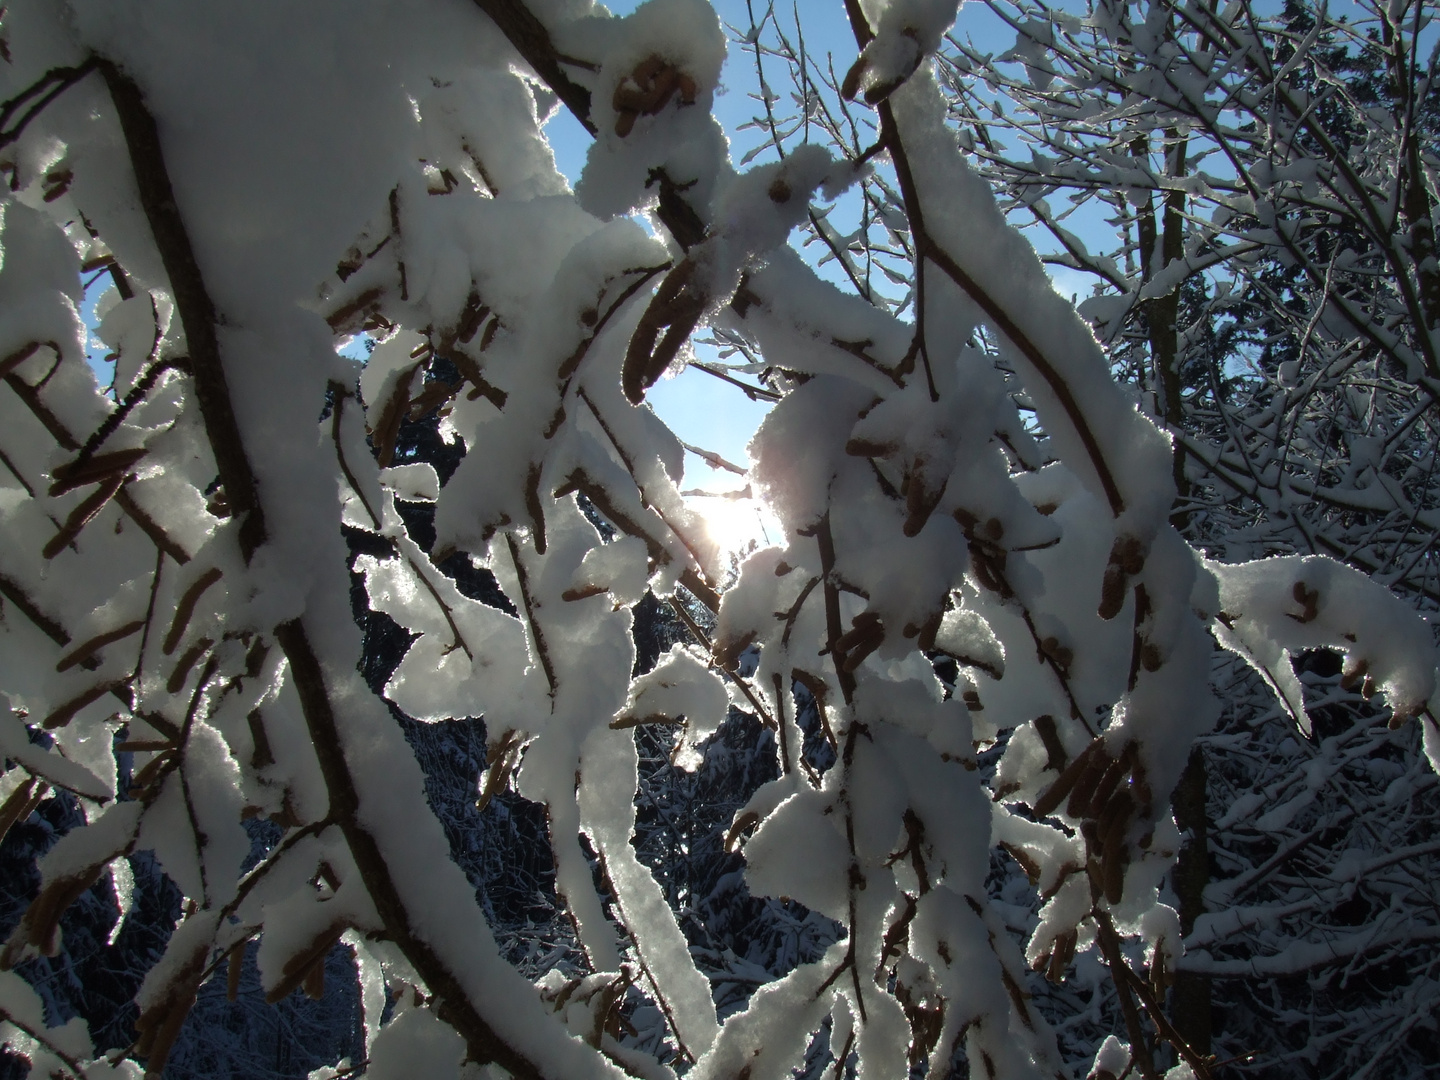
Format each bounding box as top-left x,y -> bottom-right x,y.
940,0 -> 1440,587
728,0 -> 1440,1069
898,0 -> 1440,1071
0,2 -> 1436,1080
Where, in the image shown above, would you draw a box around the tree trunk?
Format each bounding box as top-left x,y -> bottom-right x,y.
1170,746 -> 1211,1055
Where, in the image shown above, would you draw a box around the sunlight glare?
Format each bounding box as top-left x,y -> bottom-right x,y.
686,489 -> 778,561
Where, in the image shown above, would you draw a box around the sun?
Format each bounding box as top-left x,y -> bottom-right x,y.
686,489 -> 777,560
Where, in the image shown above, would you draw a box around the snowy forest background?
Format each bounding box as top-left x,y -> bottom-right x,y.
1,0 -> 1439,1078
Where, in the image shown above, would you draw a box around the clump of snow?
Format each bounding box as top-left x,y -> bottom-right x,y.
380,463 -> 440,503
743,787 -> 849,922
1207,554 -> 1437,726
614,643 -> 728,770
845,1 -> 961,103
575,0 -> 728,223
1089,1034 -> 1131,1078
568,535 -> 650,607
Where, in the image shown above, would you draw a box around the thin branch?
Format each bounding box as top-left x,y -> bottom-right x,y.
506,533 -> 557,698
691,361 -> 782,402
0,60 -> 99,150
1094,910 -> 1160,1079
100,59 -> 268,560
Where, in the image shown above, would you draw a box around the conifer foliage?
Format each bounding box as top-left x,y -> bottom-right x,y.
0,2 -> 1436,1079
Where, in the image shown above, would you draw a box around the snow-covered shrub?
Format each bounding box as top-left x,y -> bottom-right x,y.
0,2 -> 1435,1079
